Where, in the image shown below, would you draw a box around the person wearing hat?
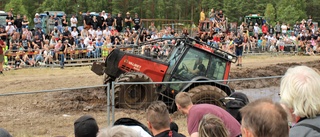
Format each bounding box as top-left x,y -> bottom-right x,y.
34,13 -> 42,30
125,12 -> 132,30
115,12 -> 124,32
74,115 -> 99,137
133,13 -> 141,31
5,22 -> 15,36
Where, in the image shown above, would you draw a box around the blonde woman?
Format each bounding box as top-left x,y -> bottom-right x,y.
198,114 -> 229,137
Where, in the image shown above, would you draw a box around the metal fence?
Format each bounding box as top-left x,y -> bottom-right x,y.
0,75 -> 282,136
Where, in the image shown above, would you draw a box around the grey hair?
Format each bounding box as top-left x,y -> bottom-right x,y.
97,125 -> 140,137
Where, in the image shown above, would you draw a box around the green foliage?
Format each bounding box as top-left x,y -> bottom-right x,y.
0,0 -> 318,26
4,0 -> 27,15
264,3 -> 276,25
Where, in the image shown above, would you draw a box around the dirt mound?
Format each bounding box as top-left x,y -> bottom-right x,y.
35,87 -> 107,112
229,61 -> 320,89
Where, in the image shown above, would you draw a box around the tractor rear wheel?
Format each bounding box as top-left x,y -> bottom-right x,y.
188,85 -> 227,108
114,72 -> 158,109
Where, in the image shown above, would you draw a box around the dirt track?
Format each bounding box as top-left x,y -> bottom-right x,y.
0,55 -> 319,136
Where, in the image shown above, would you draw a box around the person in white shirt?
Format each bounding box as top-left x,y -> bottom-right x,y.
70,15 -> 78,30
87,41 -> 95,58
103,27 -> 111,37
84,34 -> 92,46
281,23 -> 287,35
95,27 -> 103,37
6,22 -> 16,36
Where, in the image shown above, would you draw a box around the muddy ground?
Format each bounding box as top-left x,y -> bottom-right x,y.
0,55 -> 319,136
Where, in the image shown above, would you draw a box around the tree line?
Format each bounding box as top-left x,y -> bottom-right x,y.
1,0 -> 319,26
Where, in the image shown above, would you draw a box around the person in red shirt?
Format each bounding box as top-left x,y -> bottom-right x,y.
0,39 -> 5,74
262,24 -> 268,35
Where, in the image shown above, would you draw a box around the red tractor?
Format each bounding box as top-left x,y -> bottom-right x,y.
92,37 -> 237,111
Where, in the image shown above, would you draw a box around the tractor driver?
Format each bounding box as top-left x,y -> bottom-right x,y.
190,56 -> 205,76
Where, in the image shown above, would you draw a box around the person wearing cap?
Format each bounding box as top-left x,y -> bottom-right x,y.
34,13 -> 42,30
74,115 -> 99,137
102,10 -> 107,20
98,12 -> 106,30
133,13 -> 141,31
5,22 -> 15,36
114,13 -> 123,32
125,12 -> 132,30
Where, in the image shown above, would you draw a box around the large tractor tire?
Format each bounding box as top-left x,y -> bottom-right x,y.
188,85 -> 227,108
114,72 -> 158,109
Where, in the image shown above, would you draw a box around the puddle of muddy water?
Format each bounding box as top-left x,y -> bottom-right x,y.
236,87 -> 280,102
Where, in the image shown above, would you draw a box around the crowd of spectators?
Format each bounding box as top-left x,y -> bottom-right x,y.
0,11 -> 193,69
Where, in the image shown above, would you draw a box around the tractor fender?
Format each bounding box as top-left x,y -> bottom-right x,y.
180,76 -> 234,96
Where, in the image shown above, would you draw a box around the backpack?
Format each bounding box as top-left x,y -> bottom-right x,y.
220,92 -> 249,124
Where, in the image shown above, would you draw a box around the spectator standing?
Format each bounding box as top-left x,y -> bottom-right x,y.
70,15 -> 78,31
175,92 -> 241,137
59,40 -> 67,69
84,11 -> 92,29
281,23 -> 287,35
14,14 -> 22,33
209,8 -> 215,22
234,33 -> 244,67
280,66 -> 320,137
115,13 -> 123,32
105,13 -> 114,30
61,14 -> 68,29
47,15 -> 56,35
74,115 -> 99,137
34,13 -> 42,30
133,13 -> 141,31
0,39 -> 5,74
146,101 -> 185,137
125,12 -> 132,30
240,98 -> 289,137
22,15 -> 29,29
275,22 -> 281,36
6,11 -> 14,25
268,25 -> 274,35
261,24 -> 268,35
